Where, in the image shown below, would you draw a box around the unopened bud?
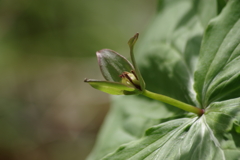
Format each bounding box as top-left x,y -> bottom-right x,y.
120,71 -> 141,90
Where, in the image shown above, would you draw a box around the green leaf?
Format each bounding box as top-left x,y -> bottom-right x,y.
84,79 -> 136,95
194,0 -> 240,108
97,49 -> 134,82
102,98 -> 240,160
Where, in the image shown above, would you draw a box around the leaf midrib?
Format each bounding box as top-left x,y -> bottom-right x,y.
202,116 -> 226,160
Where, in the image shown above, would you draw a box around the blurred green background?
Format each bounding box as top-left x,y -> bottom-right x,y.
0,0 -> 156,159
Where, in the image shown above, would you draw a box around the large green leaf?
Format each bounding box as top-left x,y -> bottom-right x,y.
102,98 -> 240,159
194,0 -> 240,108
87,0 -> 240,160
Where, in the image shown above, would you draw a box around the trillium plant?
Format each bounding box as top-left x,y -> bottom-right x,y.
85,33 -> 204,116
86,0 -> 240,159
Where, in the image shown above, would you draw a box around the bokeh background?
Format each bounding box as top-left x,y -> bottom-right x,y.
0,0 -> 156,159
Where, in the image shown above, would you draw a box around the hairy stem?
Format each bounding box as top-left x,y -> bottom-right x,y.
142,90 -> 204,116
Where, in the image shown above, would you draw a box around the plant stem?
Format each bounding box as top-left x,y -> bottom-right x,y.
142,90 -> 204,116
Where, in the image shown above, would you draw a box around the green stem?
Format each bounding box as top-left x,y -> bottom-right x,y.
142,90 -> 204,116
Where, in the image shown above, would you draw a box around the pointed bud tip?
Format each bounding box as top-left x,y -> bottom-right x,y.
128,33 -> 139,47
134,33 -> 139,38
84,78 -> 89,82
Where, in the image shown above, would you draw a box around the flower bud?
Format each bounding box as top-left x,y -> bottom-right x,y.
120,71 -> 141,90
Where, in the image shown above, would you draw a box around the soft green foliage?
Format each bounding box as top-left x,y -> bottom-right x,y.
87,0 -> 240,159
